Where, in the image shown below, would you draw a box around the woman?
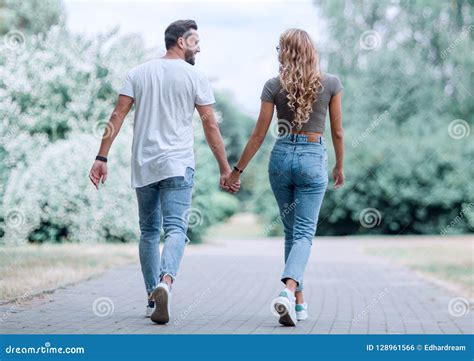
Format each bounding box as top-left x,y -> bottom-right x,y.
225,28 -> 345,326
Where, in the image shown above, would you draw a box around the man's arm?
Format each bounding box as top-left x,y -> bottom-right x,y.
195,104 -> 239,193
89,95 -> 134,189
97,95 -> 134,158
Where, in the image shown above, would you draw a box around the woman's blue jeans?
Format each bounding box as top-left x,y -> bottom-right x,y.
268,134 -> 329,292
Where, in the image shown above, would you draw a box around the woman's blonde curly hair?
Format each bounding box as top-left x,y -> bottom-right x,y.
278,28 -> 323,129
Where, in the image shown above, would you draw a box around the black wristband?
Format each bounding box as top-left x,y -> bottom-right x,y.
233,166 -> 243,173
96,155 -> 107,163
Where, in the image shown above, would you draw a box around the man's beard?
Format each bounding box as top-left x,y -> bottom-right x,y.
184,50 -> 195,65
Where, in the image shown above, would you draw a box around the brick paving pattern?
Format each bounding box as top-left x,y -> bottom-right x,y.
1,238 -> 472,334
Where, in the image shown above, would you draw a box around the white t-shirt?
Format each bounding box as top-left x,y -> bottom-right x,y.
119,58 -> 215,188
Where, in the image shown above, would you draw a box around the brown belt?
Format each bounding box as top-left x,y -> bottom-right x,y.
290,130 -> 323,143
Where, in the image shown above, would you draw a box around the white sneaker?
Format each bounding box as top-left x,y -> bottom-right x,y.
145,294 -> 155,318
150,282 -> 171,324
270,288 -> 297,326
296,302 -> 308,320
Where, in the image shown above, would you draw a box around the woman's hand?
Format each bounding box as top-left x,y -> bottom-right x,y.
332,166 -> 345,189
220,169 -> 241,193
224,169 -> 241,190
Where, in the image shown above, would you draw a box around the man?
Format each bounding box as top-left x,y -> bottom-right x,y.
88,19 -> 240,324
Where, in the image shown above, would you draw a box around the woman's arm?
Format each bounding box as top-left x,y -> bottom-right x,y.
329,92 -> 345,189
225,100 -> 274,185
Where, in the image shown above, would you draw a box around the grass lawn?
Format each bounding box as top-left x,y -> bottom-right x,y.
0,243 -> 137,303
362,237 -> 473,298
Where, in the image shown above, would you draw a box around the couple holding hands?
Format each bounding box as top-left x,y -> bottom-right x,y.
89,19 -> 345,327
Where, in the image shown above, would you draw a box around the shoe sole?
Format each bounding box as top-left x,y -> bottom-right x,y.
150,287 -> 169,324
273,297 -> 296,327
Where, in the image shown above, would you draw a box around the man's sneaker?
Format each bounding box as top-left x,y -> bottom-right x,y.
145,294 -> 155,318
270,288 -> 297,326
150,282 -> 171,324
295,302 -> 308,320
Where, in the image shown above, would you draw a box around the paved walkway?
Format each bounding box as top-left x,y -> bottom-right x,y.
1,238 -> 472,334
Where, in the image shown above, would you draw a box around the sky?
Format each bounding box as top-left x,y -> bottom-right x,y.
64,0 -> 327,116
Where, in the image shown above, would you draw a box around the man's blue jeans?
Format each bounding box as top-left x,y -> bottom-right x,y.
268,134 -> 328,292
135,167 -> 194,294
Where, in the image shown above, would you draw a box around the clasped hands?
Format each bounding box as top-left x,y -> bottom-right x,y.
220,168 -> 242,194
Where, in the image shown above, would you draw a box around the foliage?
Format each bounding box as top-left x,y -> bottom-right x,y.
0,6 -> 240,244
1,0 -> 472,244
251,0 -> 474,235
0,0 -> 64,35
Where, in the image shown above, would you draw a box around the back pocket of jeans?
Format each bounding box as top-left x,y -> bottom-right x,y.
298,153 -> 325,179
268,151 -> 287,176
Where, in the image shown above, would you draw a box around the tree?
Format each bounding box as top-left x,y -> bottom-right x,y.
0,0 -> 64,35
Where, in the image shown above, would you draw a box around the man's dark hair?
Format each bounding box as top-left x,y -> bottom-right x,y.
164,19 -> 198,50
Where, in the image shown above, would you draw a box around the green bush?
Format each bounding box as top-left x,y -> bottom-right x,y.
0,19 -> 239,244
2,130 -> 138,244
248,0 -> 473,236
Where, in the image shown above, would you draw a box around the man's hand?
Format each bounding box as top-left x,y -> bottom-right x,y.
223,169 -> 241,193
221,169 -> 241,193
89,160 -> 108,190
332,166 -> 345,189
89,95 -> 133,190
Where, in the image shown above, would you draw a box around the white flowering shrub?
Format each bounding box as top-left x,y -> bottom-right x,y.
1,123 -> 239,244
0,0 -> 64,36
2,129 -> 138,244
0,23 -> 148,243
0,25 -> 146,140
0,19 -> 240,244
